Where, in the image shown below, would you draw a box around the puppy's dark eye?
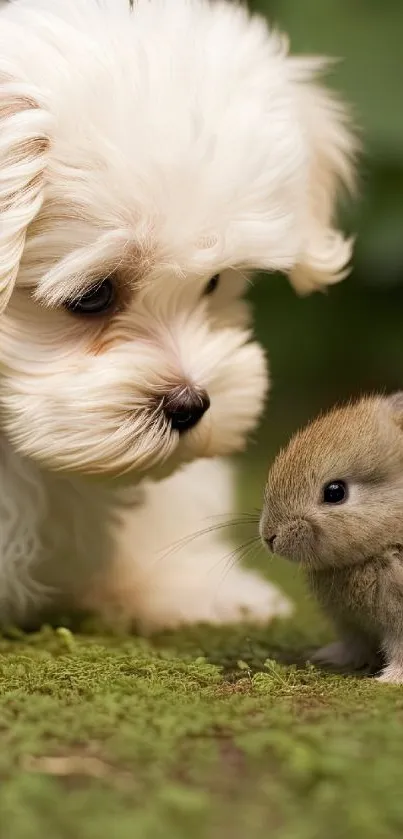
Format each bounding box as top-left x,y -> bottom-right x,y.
204,274 -> 220,296
322,480 -> 348,505
65,278 -> 115,315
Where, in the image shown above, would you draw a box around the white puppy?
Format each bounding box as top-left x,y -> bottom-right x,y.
0,0 -> 355,629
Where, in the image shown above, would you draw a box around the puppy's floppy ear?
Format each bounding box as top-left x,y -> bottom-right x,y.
0,67 -> 52,313
289,59 -> 358,295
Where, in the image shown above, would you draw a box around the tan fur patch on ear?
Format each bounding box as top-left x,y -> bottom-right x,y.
0,90 -> 40,119
0,75 -> 53,312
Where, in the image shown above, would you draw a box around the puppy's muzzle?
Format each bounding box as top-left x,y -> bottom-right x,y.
162,385 -> 210,433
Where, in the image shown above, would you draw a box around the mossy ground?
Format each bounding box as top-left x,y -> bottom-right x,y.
1,615 -> 403,839
1,460 -> 403,839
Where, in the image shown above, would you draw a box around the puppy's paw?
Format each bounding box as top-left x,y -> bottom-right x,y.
377,663 -> 403,684
209,568 -> 293,625
86,566 -> 293,631
131,568 -> 293,631
310,640 -> 374,672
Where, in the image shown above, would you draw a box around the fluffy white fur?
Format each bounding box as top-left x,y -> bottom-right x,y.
0,0 -> 355,628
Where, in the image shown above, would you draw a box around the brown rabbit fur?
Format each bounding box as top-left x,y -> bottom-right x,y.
260,393 -> 403,683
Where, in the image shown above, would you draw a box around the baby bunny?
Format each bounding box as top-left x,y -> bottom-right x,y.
260,394 -> 403,683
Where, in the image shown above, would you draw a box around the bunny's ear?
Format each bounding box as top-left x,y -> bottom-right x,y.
0,68 -> 52,313
387,392 -> 403,430
288,60 -> 358,295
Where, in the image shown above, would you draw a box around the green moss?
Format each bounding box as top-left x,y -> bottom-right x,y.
0,601 -> 402,839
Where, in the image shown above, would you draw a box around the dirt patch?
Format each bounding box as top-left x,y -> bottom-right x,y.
22,747 -> 137,792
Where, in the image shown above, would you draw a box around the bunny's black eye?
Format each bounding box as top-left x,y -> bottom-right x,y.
204,274 -> 220,296
65,278 -> 115,315
322,480 -> 347,505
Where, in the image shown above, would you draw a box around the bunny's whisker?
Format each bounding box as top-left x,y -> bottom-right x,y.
157,517 -> 258,562
209,536 -> 262,582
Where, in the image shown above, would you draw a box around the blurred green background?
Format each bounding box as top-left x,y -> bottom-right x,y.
237,0 -> 403,600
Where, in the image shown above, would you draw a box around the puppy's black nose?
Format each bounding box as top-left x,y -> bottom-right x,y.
163,386 -> 210,433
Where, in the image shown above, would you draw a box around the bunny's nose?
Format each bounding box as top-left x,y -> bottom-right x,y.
163,386 -> 210,433
265,534 -> 277,552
